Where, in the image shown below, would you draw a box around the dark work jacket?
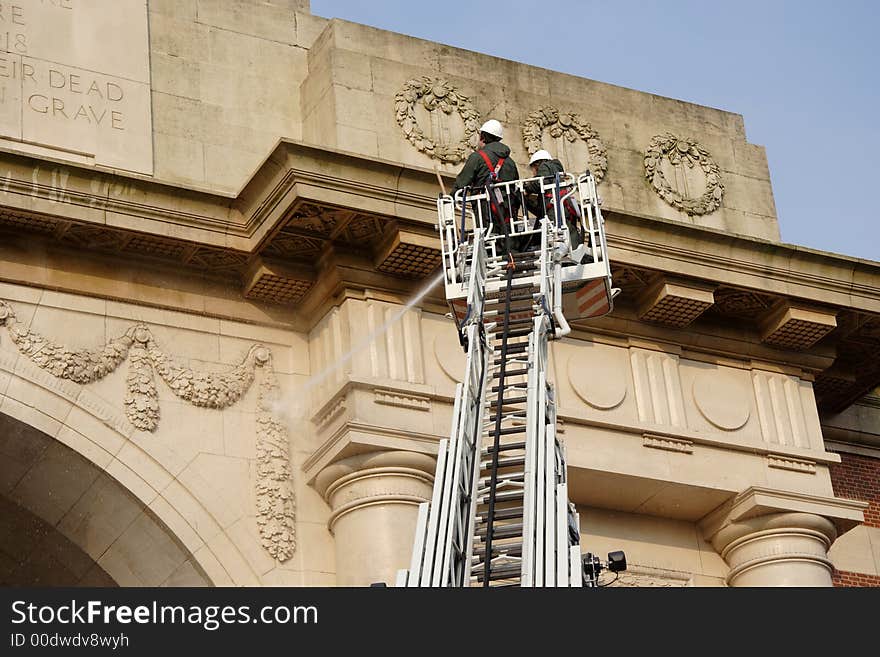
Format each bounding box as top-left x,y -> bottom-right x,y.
450,141 -> 519,196
524,158 -> 565,195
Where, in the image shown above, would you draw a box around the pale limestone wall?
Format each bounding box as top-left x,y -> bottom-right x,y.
0,283 -> 864,586
829,524 -> 880,578
148,0 -> 324,190
301,296 -> 861,585
145,4 -> 778,238
821,390 -> 880,448
578,507 -> 728,587
0,281 -> 336,586
420,311 -> 841,505
299,19 -> 779,240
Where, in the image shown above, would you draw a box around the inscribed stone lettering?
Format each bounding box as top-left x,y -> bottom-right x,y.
0,0 -> 153,174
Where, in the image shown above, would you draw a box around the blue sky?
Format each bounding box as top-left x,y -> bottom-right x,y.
311,0 -> 879,262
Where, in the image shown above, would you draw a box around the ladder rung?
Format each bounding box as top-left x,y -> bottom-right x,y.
478,471 -> 524,486
476,523 -> 523,540
493,345 -> 528,360
473,543 -> 523,559
472,563 -> 522,582
477,506 -> 524,522
483,424 -> 527,436
484,293 -> 537,305
482,441 -> 525,456
492,368 -> 528,379
480,456 -> 525,470
490,383 -> 527,393
478,489 -> 524,504
489,395 -> 527,406
486,284 -> 537,298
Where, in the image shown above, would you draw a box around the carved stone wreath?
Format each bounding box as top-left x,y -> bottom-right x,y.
0,300 -> 296,562
521,106 -> 607,182
394,77 -> 481,164
644,133 -> 724,216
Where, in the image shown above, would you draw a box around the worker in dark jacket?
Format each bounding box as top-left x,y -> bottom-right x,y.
451,119 -> 520,252
523,150 -> 586,255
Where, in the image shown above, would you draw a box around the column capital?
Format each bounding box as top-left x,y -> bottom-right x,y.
314,450 -> 436,586
315,450 -> 435,532
700,487 -> 867,586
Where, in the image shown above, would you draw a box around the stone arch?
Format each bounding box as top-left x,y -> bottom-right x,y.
0,411 -> 209,585
0,353 -> 264,586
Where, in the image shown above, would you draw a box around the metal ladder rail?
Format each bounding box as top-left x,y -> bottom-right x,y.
480,259 -> 516,587
404,236 -> 489,587
471,246 -> 542,586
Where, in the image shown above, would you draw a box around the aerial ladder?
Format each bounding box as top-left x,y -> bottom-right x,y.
397,169 -> 625,587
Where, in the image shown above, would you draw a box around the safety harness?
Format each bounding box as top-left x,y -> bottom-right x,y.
477,149 -> 509,226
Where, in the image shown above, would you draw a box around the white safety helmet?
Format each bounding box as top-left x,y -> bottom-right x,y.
479,119 -> 503,139
529,149 -> 553,166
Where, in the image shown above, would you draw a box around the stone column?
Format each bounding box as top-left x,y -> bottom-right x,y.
710,512 -> 837,587
315,450 -> 435,586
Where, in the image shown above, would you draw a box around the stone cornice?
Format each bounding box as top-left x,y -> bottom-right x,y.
699,486 -> 868,542
606,212 -> 880,314
2,142 -> 878,316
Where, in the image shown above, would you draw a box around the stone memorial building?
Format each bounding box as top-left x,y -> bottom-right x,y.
0,0 -> 878,587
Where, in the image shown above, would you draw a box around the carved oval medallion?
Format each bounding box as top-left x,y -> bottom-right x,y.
434,332 -> 464,383
395,77 -> 481,164
644,133 -> 724,215
521,106 -> 607,182
567,346 -> 627,410
692,370 -> 750,431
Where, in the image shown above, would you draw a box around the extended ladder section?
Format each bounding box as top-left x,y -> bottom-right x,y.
398,170 -> 614,587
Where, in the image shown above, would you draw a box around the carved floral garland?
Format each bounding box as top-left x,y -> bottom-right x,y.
644,133 -> 724,216
0,300 -> 296,562
521,106 -> 607,182
395,77 -> 481,164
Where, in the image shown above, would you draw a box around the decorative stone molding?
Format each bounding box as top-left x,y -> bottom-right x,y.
644,133 -> 724,215
1,301 -> 133,384
767,454 -> 817,474
568,347 -> 627,411
316,396 -> 347,428
714,512 -> 837,586
521,106 -> 607,182
636,277 -> 715,328
242,256 -> 315,306
692,371 -> 751,431
608,565 -> 690,587
0,299 -> 296,562
759,301 -> 838,351
374,228 -> 442,278
643,433 -> 693,454
254,348 -> 297,562
395,77 -> 481,164
125,339 -> 159,431
374,389 -> 431,412
434,333 -> 464,383
700,487 -> 868,586
315,450 -> 436,586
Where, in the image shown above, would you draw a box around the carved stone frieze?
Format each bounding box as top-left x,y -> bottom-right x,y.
0,299 -> 296,562
607,565 -> 691,587
395,77 -> 481,163
255,349 -> 296,562
521,106 -> 607,182
644,133 -> 724,215
0,301 -> 133,383
125,338 -> 159,431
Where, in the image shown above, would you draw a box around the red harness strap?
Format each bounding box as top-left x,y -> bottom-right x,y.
477,150 -> 505,180
477,150 -> 509,224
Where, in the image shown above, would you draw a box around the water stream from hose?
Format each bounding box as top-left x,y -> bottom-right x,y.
270,270 -> 446,422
